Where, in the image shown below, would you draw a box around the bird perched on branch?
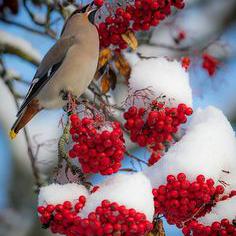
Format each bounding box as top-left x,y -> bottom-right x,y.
10,3 -> 100,139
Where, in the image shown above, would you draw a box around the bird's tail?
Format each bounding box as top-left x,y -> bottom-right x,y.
9,99 -> 41,139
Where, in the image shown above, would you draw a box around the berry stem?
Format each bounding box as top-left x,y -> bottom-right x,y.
54,119 -> 92,189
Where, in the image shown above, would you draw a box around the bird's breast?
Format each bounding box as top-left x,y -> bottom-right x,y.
37,43 -> 99,109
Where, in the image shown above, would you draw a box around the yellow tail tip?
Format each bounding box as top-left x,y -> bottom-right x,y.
9,130 -> 17,140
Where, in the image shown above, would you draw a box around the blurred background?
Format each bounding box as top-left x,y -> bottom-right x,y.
0,0 -> 236,235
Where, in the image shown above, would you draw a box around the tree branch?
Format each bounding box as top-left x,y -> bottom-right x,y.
0,31 -> 41,66
0,59 -> 42,190
56,119 -> 92,189
0,16 -> 57,39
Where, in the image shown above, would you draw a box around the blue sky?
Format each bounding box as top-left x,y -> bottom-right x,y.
0,3 -> 235,235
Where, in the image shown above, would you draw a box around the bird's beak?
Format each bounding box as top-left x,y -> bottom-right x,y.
85,2 -> 101,25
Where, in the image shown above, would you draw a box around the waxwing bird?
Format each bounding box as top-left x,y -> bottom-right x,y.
10,4 -> 100,139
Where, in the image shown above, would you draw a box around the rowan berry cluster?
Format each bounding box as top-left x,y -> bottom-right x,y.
98,0 -> 185,49
152,173 -> 226,227
182,214 -> 236,236
149,152 -> 161,166
37,196 -> 86,235
69,114 -> 125,175
181,57 -> 191,71
38,198 -> 153,236
123,101 -> 193,165
202,53 -> 220,76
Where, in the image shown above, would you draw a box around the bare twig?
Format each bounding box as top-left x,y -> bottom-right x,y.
222,170 -> 230,174
119,168 -> 137,172
125,151 -> 148,165
22,0 -> 57,38
22,128 -> 42,191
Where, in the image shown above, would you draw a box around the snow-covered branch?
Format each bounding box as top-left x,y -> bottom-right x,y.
0,30 -> 41,66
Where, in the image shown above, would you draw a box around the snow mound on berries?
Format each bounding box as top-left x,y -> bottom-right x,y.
124,52 -> 140,67
144,106 -> 236,191
38,183 -> 89,206
198,196 -> 236,225
80,173 -> 154,221
129,57 -> 192,107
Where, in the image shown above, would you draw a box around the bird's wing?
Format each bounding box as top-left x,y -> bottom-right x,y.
17,35 -> 77,117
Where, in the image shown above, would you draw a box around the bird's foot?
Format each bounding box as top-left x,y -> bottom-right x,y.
60,90 -> 78,115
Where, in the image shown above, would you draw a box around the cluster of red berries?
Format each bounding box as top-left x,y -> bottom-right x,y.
181,57 -> 191,71
123,101 -> 193,165
202,53 -> 220,77
37,196 -> 86,235
38,198 -> 153,236
152,173 -> 226,228
74,200 -> 153,236
98,0 -> 185,49
149,152 -> 162,166
182,218 -> 236,236
69,114 -> 125,175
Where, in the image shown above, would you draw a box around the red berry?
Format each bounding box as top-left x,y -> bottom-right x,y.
37,206 -> 45,214
94,0 -> 103,7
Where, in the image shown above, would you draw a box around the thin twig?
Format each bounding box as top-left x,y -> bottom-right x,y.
23,128 -> 42,191
119,168 -> 137,172
125,151 -> 148,165
22,0 -> 57,38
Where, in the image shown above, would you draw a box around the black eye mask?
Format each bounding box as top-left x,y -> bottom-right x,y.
80,3 -> 91,13
88,9 -> 98,24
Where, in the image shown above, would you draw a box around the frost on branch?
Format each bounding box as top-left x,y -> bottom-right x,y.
144,106 -> 236,192
80,173 -> 154,221
38,183 -> 89,206
128,57 -> 192,108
